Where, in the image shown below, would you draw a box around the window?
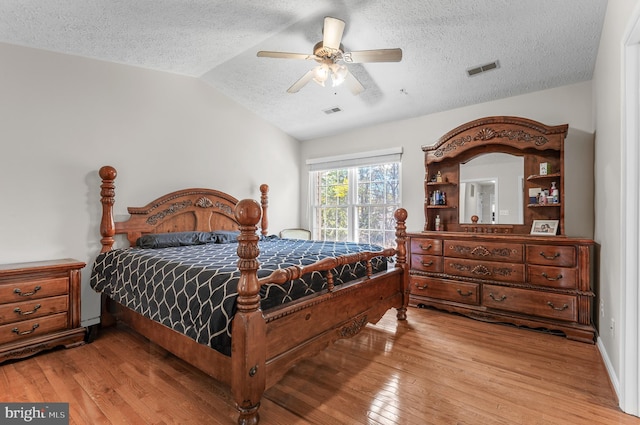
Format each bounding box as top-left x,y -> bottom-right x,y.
308,150 -> 401,248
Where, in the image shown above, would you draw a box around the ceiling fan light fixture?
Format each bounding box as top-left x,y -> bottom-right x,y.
257,16 -> 402,94
313,64 -> 330,86
330,64 -> 348,87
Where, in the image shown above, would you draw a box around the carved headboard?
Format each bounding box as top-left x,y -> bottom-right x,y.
98,165 -> 269,251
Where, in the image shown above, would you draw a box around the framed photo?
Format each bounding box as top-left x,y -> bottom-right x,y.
530,219 -> 559,236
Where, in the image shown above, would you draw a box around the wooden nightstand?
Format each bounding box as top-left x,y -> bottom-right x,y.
0,259 -> 86,363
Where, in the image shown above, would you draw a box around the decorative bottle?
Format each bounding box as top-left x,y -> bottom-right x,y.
435,215 -> 441,231
551,182 -> 559,203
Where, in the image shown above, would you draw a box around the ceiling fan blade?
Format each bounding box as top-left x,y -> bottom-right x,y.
322,17 -> 345,50
345,71 -> 365,95
257,51 -> 317,60
287,70 -> 315,93
343,48 -> 403,63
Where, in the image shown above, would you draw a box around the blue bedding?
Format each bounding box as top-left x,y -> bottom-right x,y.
90,237 -> 387,356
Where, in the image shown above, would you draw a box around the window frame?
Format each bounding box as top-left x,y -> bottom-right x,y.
308,159 -> 402,248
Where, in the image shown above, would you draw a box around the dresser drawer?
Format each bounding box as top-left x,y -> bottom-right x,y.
410,254 -> 443,273
410,238 -> 443,256
527,265 -> 577,289
482,284 -> 577,322
444,258 -> 525,283
0,295 -> 69,325
410,276 -> 479,305
0,277 -> 69,303
0,313 -> 69,345
526,245 -> 576,267
444,240 -> 523,263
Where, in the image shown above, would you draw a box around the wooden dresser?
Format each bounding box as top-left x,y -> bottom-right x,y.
412,116 -> 597,342
408,232 -> 596,342
0,259 -> 86,362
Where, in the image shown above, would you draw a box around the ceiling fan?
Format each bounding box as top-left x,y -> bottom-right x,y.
257,16 -> 402,95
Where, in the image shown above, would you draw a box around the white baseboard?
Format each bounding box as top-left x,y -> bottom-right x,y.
597,335 -> 621,406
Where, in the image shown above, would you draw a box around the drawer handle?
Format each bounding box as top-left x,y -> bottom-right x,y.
456,289 -> 473,297
13,286 -> 42,297
421,260 -> 434,267
415,282 -> 429,290
11,323 -> 40,336
489,293 -> 507,302
541,272 -> 563,281
547,302 -> 569,311
419,243 -> 433,251
14,304 -> 41,316
539,252 -> 560,260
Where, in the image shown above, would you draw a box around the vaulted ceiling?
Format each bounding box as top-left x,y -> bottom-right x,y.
0,1 -> 608,141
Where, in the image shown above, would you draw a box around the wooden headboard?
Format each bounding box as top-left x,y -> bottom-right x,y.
98,165 -> 269,252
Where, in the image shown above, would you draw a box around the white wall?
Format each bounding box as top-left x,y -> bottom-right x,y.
592,0 -> 640,412
0,43 -> 301,326
300,81 -> 594,234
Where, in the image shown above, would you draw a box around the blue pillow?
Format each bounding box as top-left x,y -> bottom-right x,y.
212,230 -> 241,244
136,231 -> 239,249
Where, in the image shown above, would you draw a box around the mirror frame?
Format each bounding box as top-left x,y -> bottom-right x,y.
421,116 -> 568,235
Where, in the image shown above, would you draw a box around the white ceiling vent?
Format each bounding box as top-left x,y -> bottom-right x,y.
467,60 -> 500,77
323,107 -> 342,115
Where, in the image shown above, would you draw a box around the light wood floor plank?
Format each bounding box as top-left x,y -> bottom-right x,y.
0,307 -> 637,424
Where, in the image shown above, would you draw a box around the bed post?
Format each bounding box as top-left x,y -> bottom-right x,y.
394,208 -> 409,321
99,166 -> 117,253
259,184 -> 269,236
232,199 -> 266,425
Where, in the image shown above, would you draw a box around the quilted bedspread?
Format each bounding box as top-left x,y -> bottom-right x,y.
90,237 -> 388,356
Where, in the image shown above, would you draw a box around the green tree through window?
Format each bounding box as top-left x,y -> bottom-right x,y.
311,162 -> 401,248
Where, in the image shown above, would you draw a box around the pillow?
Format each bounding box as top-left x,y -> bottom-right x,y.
136,231 -> 240,249
136,231 -> 217,249
212,230 -> 240,244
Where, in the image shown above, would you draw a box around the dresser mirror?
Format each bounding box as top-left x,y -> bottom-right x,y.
459,153 -> 524,225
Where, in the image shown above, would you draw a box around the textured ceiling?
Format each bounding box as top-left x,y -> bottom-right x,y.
0,1 -> 607,141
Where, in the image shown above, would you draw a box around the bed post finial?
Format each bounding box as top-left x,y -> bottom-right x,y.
259,184 -> 269,236
99,166 -> 117,253
394,208 -> 409,321
232,199 -> 266,425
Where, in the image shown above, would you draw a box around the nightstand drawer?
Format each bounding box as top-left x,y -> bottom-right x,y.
0,295 -> 69,325
0,277 -> 69,303
483,284 -> 577,322
411,276 -> 479,305
0,313 -> 68,345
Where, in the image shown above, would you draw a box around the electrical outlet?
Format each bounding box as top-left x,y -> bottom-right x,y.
600,299 -> 605,318
610,318 -> 615,338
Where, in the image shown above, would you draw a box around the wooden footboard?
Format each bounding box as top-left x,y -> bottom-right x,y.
231,199 -> 408,425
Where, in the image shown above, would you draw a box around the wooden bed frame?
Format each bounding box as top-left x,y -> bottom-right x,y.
97,165 -> 409,425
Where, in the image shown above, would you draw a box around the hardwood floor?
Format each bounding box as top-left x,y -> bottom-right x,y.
1,307 -> 637,425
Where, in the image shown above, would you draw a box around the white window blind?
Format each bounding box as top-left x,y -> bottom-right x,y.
306,147 -> 403,172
